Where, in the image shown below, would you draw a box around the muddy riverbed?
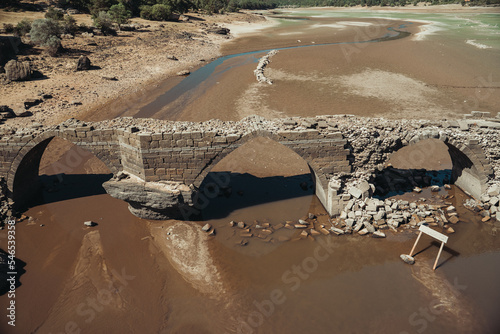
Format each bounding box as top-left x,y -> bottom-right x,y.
1,136 -> 500,334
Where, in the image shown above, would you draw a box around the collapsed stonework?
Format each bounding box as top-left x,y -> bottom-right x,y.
1,115 -> 499,221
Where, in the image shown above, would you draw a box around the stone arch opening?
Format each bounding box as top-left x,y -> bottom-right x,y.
10,136 -> 113,209
371,136 -> 489,199
195,135 -> 324,221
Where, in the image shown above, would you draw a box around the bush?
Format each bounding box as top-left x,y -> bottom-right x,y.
139,5 -> 153,20
3,23 -> 15,33
62,15 -> 78,34
30,19 -> 63,55
150,4 -> 172,21
14,19 -> 32,36
45,35 -> 62,56
108,3 -> 131,28
79,22 -> 93,33
93,11 -> 116,35
45,7 -> 64,20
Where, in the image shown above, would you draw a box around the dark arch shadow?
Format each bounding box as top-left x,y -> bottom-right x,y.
371,139 -> 484,199
0,249 -> 26,296
197,172 -> 314,221
12,137 -> 112,211
371,167 -> 452,199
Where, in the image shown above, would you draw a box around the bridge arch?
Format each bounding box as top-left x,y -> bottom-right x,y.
7,131 -> 118,206
192,130 -> 331,208
380,132 -> 492,199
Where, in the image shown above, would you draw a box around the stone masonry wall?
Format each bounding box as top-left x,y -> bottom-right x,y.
1,115 -> 499,219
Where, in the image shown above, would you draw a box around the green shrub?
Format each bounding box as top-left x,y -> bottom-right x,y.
45,7 -> 64,21
45,35 -> 62,56
93,11 -> 116,35
108,3 -> 132,28
14,19 -> 32,36
30,19 -> 62,44
150,4 -> 172,21
62,15 -> 78,34
3,23 -> 15,33
139,5 -> 153,20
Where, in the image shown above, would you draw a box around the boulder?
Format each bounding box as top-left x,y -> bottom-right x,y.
13,107 -> 31,117
206,27 -> 230,35
24,98 -> 42,109
372,231 -> 386,238
5,60 -> 31,81
400,254 -> 415,265
76,55 -> 91,71
177,70 -> 190,76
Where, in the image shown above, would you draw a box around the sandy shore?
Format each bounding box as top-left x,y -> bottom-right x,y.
0,11 -> 267,127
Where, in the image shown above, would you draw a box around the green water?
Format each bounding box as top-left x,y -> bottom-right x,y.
271,9 -> 500,49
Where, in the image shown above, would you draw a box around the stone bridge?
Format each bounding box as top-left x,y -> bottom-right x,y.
1,115 -> 499,219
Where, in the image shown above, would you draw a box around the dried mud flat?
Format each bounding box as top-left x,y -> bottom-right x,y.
0,10 -> 266,127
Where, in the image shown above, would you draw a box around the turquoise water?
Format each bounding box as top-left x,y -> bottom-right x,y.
276,9 -> 500,48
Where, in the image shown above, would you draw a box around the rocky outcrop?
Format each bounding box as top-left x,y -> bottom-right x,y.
76,55 -> 91,71
254,50 -> 278,85
5,60 -> 30,81
102,174 -> 196,220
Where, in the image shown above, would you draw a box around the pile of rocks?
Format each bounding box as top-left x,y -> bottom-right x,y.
254,50 -> 278,85
464,183 -> 500,221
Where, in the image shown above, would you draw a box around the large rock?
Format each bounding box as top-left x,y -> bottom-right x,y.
76,55 -> 91,71
5,60 -> 31,81
102,177 -> 195,220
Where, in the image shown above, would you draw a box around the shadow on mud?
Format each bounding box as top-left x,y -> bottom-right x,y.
199,171 -> 314,220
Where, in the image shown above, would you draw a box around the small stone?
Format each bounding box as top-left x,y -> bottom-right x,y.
358,228 -> 369,236
446,227 -> 455,234
310,229 -> 320,236
308,213 -> 316,219
482,216 -> 491,222
400,254 -> 415,265
330,227 -> 344,235
201,223 -> 211,232
413,187 -> 422,193
444,184 -> 452,190
295,224 -> 308,229
430,185 -> 440,192
446,206 -> 456,212
84,221 -> 97,227
76,55 -> 91,71
237,221 -> 245,229
229,221 -> 235,227
177,70 -> 190,76
372,231 -> 386,238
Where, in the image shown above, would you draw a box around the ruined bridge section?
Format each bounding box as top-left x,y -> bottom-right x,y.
0,115 -> 498,220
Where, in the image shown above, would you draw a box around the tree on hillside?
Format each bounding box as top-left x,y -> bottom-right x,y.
30,19 -> 63,56
109,3 -> 132,28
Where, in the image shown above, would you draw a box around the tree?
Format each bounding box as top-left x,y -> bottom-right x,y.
45,7 -> 65,20
30,19 -> 63,55
14,19 -> 32,37
93,11 -> 116,34
150,3 -> 172,20
108,3 -> 132,28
